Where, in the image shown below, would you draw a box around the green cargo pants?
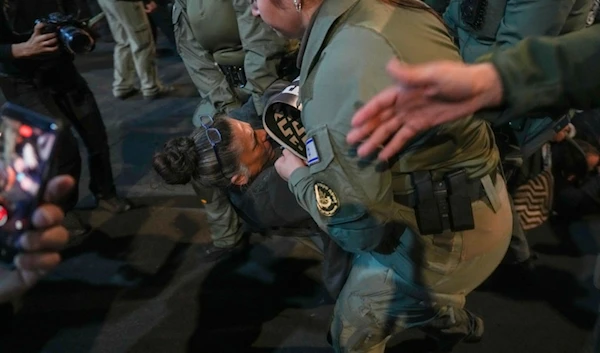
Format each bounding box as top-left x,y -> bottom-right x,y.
331,173 -> 513,353
97,0 -> 162,97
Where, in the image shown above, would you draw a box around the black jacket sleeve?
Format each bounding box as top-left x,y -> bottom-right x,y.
0,9 -> 15,61
0,45 -> 13,60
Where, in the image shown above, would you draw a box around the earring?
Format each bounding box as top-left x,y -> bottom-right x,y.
293,0 -> 302,12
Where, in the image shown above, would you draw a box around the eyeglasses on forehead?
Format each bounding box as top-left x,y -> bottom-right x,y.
199,115 -> 227,180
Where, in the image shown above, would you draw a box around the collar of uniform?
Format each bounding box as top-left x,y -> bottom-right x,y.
295,3 -> 319,70
296,0 -> 360,73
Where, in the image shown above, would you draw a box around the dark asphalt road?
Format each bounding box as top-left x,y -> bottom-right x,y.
0,40 -> 598,353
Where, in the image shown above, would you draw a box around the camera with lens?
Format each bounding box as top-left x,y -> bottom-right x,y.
35,12 -> 95,55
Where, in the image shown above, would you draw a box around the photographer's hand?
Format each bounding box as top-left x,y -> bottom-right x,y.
144,1 -> 158,13
11,22 -> 59,59
0,175 -> 73,304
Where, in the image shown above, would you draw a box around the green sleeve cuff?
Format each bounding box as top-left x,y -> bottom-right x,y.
488,39 -> 564,121
288,166 -> 311,190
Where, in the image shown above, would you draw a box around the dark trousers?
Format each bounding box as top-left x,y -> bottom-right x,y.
0,61 -> 116,209
148,1 -> 176,49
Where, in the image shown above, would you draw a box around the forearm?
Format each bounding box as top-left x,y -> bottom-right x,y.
244,49 -> 285,115
205,203 -> 244,247
228,79 -> 292,127
0,43 -> 30,60
491,25 -> 600,120
232,0 -> 287,115
288,167 -> 320,227
191,182 -> 243,247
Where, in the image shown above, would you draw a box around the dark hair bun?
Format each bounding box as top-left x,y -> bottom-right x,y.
152,137 -> 199,185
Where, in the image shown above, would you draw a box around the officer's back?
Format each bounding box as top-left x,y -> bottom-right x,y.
427,0 -> 594,63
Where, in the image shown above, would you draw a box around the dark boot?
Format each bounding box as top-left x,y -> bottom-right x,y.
94,194 -> 132,214
424,310 -> 484,353
197,237 -> 249,263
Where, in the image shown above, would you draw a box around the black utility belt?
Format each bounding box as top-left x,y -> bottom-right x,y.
394,168 -> 497,235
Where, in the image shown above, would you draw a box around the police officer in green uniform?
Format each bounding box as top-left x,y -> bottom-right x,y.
422,0 -> 594,278
98,0 -> 173,99
349,24 -> 600,353
251,0 -> 513,352
172,0 -> 292,120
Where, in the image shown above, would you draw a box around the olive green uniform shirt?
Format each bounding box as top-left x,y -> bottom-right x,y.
288,0 -> 499,254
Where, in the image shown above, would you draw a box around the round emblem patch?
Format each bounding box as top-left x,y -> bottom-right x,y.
314,182 -> 340,217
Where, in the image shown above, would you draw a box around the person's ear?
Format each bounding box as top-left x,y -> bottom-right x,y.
230,173 -> 249,186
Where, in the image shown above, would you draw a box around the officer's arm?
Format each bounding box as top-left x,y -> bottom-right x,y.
493,0 -> 582,49
228,80 -> 292,128
488,23 -> 600,121
191,181 -> 243,247
263,80 -> 293,103
288,30 -> 398,254
231,0 -> 288,115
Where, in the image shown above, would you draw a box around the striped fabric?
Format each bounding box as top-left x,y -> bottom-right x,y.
513,170 -> 554,230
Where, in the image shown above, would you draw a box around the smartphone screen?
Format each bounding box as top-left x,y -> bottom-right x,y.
0,103 -> 60,261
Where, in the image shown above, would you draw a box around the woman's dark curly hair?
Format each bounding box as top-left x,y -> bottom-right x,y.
152,115 -> 244,188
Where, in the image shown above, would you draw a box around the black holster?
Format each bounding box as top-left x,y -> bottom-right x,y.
219,64 -> 247,88
412,170 -> 476,235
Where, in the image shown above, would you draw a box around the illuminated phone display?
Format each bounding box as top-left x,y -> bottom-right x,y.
0,103 -> 61,260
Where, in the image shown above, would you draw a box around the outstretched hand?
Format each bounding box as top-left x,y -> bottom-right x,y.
347,59 -> 504,160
